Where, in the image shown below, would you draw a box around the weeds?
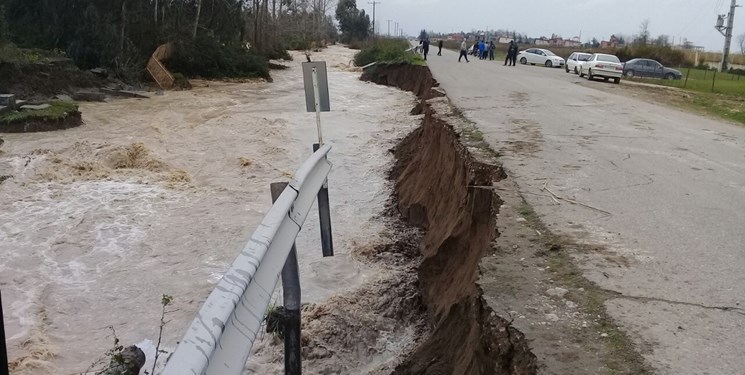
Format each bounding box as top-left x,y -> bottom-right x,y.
150,294 -> 174,375
354,38 -> 418,67
0,101 -> 79,125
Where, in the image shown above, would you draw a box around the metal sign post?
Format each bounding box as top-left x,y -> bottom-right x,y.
311,67 -> 323,145
302,61 -> 334,257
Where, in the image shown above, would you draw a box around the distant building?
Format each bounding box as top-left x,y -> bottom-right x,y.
600,34 -> 620,48
534,37 -> 550,46
498,37 -> 514,44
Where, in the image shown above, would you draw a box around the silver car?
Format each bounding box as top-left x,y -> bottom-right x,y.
566,52 -> 592,74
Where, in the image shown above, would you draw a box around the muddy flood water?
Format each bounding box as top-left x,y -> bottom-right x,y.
0,46 -> 419,374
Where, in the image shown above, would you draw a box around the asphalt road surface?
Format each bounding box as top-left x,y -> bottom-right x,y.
426,49 -> 745,374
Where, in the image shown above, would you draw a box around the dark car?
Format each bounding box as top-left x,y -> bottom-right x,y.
623,58 -> 682,79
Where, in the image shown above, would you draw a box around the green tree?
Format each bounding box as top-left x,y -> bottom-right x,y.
0,3 -> 9,46
591,37 -> 600,48
418,29 -> 428,41
335,0 -> 370,42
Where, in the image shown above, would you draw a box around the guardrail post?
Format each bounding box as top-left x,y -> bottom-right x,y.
313,144 -> 334,257
270,183 -> 302,375
1,290 -> 9,375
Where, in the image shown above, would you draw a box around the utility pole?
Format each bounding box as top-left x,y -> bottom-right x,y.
368,1 -> 380,37
387,19 -> 392,36
395,22 -> 398,37
716,0 -> 741,71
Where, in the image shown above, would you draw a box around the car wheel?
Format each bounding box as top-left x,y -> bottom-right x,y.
579,68 -> 585,77
603,77 -> 609,82
588,69 -> 594,80
574,67 -> 579,74
614,78 -> 621,84
565,66 -> 569,73
545,60 -> 553,68
664,73 -> 675,80
520,57 -> 527,65
625,70 -> 635,78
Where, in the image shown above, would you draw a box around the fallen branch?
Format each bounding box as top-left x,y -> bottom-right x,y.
540,183 -> 612,216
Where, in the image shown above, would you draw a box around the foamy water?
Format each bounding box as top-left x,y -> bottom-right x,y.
0,45 -> 418,374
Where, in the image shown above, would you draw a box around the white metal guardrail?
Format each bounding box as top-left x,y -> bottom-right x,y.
162,143 -> 333,375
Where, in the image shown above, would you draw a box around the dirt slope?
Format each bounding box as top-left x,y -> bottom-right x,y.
364,63 -> 538,375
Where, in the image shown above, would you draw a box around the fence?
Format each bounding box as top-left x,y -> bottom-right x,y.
630,67 -> 745,97
161,143 -> 333,375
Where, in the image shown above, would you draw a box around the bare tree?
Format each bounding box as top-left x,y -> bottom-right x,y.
193,0 -> 203,37
635,19 -> 650,45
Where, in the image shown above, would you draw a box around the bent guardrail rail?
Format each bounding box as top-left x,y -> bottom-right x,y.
162,143 -> 333,375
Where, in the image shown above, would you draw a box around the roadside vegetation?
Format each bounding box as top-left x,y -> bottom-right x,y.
0,101 -> 79,126
354,38 -> 424,66
1,0 -> 339,83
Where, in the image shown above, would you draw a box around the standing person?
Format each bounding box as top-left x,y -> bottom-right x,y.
437,39 -> 443,56
509,41 -> 519,66
488,41 -> 495,61
422,38 -> 430,61
504,40 -> 515,66
459,39 -> 470,62
479,40 -> 485,60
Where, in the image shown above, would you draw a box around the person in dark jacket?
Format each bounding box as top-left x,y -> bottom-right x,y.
437,40 -> 443,56
488,41 -> 495,60
504,40 -> 515,66
422,39 -> 430,60
509,41 -> 519,66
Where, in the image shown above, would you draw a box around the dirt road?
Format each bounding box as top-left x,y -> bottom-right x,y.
427,49 -> 745,374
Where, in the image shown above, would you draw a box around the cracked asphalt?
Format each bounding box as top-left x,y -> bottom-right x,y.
426,49 -> 745,374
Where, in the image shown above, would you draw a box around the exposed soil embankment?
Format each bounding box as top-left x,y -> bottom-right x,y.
363,63 -> 537,374
0,60 -> 104,100
0,111 -> 83,133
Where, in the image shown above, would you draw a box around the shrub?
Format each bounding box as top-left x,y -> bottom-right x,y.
614,44 -> 689,66
354,38 -> 413,66
167,35 -> 270,80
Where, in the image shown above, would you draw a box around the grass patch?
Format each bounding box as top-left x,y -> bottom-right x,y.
630,68 -> 745,98
0,101 -> 79,125
0,44 -> 66,63
622,83 -> 745,126
354,38 -> 421,67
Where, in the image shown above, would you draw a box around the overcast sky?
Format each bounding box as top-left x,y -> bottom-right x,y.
366,0 -> 741,51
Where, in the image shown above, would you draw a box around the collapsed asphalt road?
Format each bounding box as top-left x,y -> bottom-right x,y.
426,48 -> 745,374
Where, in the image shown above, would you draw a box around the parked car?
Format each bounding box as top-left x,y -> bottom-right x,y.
517,48 -> 566,68
622,58 -> 682,79
566,52 -> 592,74
579,53 -> 624,83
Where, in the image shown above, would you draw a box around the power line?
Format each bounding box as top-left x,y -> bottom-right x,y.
368,1 -> 380,36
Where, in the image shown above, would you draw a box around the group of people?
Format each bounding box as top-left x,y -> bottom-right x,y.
420,36 -> 520,66
417,38 -> 443,61
457,39 -> 519,65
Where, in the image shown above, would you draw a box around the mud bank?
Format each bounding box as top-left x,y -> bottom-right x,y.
364,64 -> 537,374
0,111 -> 83,133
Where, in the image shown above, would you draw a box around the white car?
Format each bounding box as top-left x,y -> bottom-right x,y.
579,53 -> 623,84
566,52 -> 592,74
517,48 -> 565,68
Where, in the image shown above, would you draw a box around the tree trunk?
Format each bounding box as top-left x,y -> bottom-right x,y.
120,0 -> 127,53
193,0 -> 203,38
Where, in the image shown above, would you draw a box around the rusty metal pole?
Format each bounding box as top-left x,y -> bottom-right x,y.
313,144 -> 334,257
1,290 -> 9,375
270,183 -> 301,375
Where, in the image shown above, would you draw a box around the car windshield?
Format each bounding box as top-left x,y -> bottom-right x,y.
578,54 -> 591,61
597,55 -> 620,63
543,50 -> 556,56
